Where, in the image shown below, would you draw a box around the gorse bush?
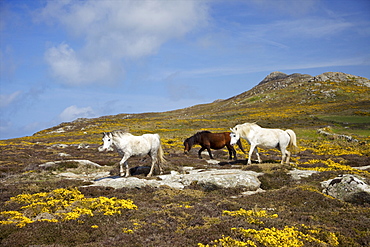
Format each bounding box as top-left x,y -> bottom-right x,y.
223,208 -> 278,226
0,188 -> 137,228
200,208 -> 339,247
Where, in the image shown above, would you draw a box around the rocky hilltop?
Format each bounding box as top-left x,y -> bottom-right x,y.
249,71 -> 370,95
259,71 -> 369,86
258,71 -> 312,85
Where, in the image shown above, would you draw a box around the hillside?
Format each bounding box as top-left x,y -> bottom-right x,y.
26,71 -> 370,141
1,72 -> 370,246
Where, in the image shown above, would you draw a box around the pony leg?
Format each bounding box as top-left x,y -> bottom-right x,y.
280,147 -> 287,164
157,162 -> 163,175
119,155 -> 130,177
247,145 -> 256,165
255,147 -> 262,163
147,156 -> 157,177
147,152 -> 164,177
198,147 -> 206,159
226,144 -> 236,160
124,162 -> 130,177
206,147 -> 214,159
285,150 -> 291,164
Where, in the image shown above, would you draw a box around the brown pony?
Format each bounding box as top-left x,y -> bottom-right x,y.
183,131 -> 245,160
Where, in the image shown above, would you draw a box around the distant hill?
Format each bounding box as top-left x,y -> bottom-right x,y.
163,71 -> 370,128
31,71 -> 369,139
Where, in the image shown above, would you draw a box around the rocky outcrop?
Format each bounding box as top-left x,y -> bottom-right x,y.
257,71 -> 369,92
310,72 -> 370,87
259,71 -> 289,85
248,72 -> 312,96
317,127 -> 359,142
321,174 -> 370,204
258,72 -> 312,86
88,168 -> 263,190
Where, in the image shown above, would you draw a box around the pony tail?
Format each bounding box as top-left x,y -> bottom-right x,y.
157,144 -> 167,164
285,129 -> 299,152
154,134 -> 167,165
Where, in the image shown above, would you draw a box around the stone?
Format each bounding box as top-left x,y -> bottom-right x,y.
58,152 -> 71,157
87,168 -> 263,191
321,174 -> 370,204
34,212 -> 57,221
206,159 -> 220,165
48,144 -> 69,149
78,143 -> 90,149
288,168 -> 318,180
39,159 -> 102,169
57,171 -> 110,181
91,176 -> 180,189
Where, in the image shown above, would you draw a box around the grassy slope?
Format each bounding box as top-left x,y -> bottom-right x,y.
1,74 -> 370,246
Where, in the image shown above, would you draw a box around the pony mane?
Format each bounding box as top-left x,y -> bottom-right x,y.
194,131 -> 211,139
235,123 -> 259,137
185,131 -> 212,146
196,130 -> 212,135
110,130 -> 132,138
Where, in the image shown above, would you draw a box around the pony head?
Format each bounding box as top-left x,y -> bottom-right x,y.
229,130 -> 240,146
99,132 -> 114,152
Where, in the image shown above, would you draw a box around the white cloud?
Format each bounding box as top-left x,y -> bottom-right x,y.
38,0 -> 209,86
0,91 -> 22,108
44,43 -> 120,86
59,105 -> 95,122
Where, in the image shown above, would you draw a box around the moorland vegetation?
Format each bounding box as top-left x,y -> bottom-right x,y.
1,72 -> 369,246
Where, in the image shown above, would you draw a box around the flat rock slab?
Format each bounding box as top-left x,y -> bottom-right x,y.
58,171 -> 110,181
88,169 -> 263,190
39,159 -> 102,169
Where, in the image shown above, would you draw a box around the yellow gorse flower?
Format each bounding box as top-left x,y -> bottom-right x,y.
0,188 -> 137,228
201,208 -> 339,247
235,226 -> 328,247
223,208 -> 278,226
295,158 -> 369,175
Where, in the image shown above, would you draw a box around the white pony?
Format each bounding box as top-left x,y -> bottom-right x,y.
230,123 -> 298,165
99,131 -> 165,177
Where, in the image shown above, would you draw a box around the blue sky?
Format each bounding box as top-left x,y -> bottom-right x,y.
1,0 -> 370,139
